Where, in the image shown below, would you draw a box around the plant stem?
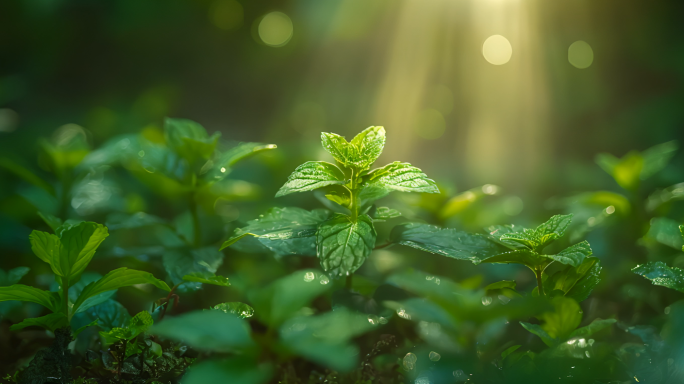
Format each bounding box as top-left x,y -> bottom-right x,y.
189,195 -> 201,247
349,168 -> 358,222
62,277 -> 69,319
345,274 -> 353,290
535,268 -> 544,296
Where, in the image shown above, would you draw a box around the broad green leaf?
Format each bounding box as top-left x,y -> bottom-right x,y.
535,214 -> 573,245
164,118 -> 220,164
499,229 -> 540,250
203,142 -> 277,182
30,222 -> 109,279
279,308 -> 380,372
569,318 -> 616,339
645,217 -> 684,250
646,183 -> 684,212
182,357 -> 272,384
389,223 -> 506,264
222,207 -> 332,256
321,132 -> 355,166
84,299 -> 130,331
539,297 -> 582,340
72,268 -> 170,314
520,321 -> 556,347
163,247 -> 223,291
38,212 -> 63,232
275,161 -> 345,197
68,272 -> 115,314
547,241 -> 592,267
349,126 -> 386,169
485,280 -> 517,291
0,267 -> 30,286
363,162 -> 439,195
212,302 -> 255,319
183,273 -> 230,287
564,258 -> 602,303
633,261 -> 684,293
371,206 -> 401,221
10,313 -> 69,332
501,345 -> 521,361
316,214 -> 376,276
128,311 -> 153,337
150,310 -> 254,353
480,249 -> 548,268
640,140 -> 678,180
249,269 -> 331,327
0,285 -> 60,312
0,157 -> 55,195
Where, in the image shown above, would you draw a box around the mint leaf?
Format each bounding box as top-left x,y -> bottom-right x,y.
163,247 -> 223,291
0,285 -> 61,312
150,310 -> 255,353
83,299 -> 130,331
548,240 -> 592,267
222,207 -> 332,256
316,214 -> 376,276
0,267 -> 30,286
535,214 -> 573,245
321,132 -> 355,167
633,261 -> 684,293
363,162 -> 439,195
128,311 -> 153,337
596,151 -> 643,190
480,249 -> 548,268
212,302 -> 255,319
539,297 -> 582,340
349,126 -> 385,169
72,268 -> 170,314
545,257 -> 601,302
389,223 -> 505,264
10,312 -> 69,332
371,206 -> 401,221
276,161 -> 345,197
641,140 -> 678,180
569,318 -> 616,339
520,322 -> 556,347
164,118 -> 220,164
183,273 -> 230,287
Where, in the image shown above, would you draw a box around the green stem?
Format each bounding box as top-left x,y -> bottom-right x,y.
62,278 -> 70,319
348,168 -> 358,222
535,268 -> 544,297
345,274 -> 353,290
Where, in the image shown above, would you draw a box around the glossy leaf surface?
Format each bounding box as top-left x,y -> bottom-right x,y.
316,214 -> 376,276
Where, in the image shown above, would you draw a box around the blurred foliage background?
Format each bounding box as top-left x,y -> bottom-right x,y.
1,0 -> 684,379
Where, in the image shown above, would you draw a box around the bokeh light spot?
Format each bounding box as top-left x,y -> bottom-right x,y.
258,12 -> 293,47
482,35 -> 512,65
414,108 -> 446,140
568,40 -> 593,69
210,0 -> 244,30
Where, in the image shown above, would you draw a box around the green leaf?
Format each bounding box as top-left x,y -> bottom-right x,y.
38,212 -> 63,233
279,309 -> 380,372
0,285 -> 60,312
520,322 -> 557,347
316,214 -> 376,276
183,273 -> 230,287
633,261 -> 684,293
501,345 -> 521,361
128,311 -> 153,337
485,280 -> 517,291
0,267 -> 30,286
150,310 -> 254,353
349,126 -> 386,169
640,140 -> 678,180
371,206 -> 401,221
10,313 -> 69,332
72,319 -> 98,338
249,269 -> 331,327
68,272 -> 116,314
29,222 -> 109,279
222,207 -> 332,256
645,217 -> 684,250
569,318 -> 616,339
389,223 -> 506,264
362,162 -> 439,196
0,157 -> 55,195
547,241 -> 592,267
535,214 -> 573,244
275,161 -> 345,197
182,357 -> 272,384
203,142 -> 277,182
545,257 -> 601,303
212,302 -> 255,319
480,250 -> 549,268
163,247 -> 224,291
164,118 -> 220,164
596,151 -> 643,191
539,297 -> 583,340
321,132 -> 355,167
565,258 -> 602,303
84,299 -> 130,331
72,268 -> 170,314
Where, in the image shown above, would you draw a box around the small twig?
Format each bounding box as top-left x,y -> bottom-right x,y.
373,241 -> 392,250
158,284 -> 180,321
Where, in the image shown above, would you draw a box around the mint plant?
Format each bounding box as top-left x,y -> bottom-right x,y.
0,221 -> 169,332
633,224 -> 684,293
223,126 -> 439,278
389,214 -> 599,298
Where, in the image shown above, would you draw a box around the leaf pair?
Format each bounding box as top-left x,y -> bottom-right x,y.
100,310 -> 154,344
521,297 -> 615,347
596,140 -> 678,191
